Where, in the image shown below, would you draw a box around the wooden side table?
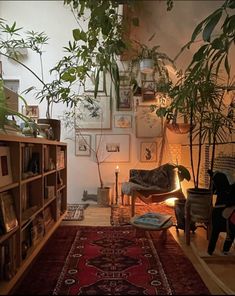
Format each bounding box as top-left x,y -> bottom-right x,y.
130,216 -> 173,242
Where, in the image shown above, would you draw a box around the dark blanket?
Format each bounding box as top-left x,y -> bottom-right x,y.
129,163 -> 177,191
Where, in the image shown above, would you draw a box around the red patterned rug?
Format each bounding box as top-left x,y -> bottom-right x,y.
13,226 -> 210,295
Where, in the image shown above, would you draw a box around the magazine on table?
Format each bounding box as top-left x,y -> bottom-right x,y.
133,212 -> 172,227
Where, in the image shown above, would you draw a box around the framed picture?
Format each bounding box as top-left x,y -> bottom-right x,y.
117,86 -> 132,111
95,134 -> 130,162
140,142 -> 157,162
22,105 -> 39,119
0,191 -> 18,233
84,69 -> 104,92
75,134 -> 91,156
0,146 -> 13,187
142,80 -> 156,101
119,71 -> 131,86
75,96 -> 111,130
114,114 -> 132,128
135,105 -> 163,138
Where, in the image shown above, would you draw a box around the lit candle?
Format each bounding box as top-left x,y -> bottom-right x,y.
115,165 -> 120,173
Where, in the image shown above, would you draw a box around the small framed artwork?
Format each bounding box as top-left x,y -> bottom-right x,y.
0,146 -> 13,187
142,80 -> 156,101
119,71 -> 131,86
140,142 -> 157,162
135,105 -> 163,138
22,105 -> 39,119
95,134 -> 130,162
117,86 -> 132,111
114,114 -> 132,128
75,134 -> 91,156
84,69 -> 104,92
0,191 -> 18,233
75,96 -> 111,130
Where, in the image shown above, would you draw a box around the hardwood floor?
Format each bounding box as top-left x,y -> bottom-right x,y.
62,204 -> 235,295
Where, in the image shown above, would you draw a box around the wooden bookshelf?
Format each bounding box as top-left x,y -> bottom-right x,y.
0,135 -> 67,295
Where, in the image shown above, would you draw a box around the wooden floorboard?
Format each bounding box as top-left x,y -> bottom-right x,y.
61,204 -> 235,295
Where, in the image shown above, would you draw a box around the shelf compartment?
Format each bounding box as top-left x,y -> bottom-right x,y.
43,145 -> 56,173
43,173 -> 56,203
21,143 -> 42,180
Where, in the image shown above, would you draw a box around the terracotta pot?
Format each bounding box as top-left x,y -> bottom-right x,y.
166,122 -> 195,134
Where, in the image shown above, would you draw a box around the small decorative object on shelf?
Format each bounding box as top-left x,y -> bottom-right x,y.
0,191 -> 18,233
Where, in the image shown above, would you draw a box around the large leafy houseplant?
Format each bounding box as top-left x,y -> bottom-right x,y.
156,0 -> 235,192
0,19 -> 83,121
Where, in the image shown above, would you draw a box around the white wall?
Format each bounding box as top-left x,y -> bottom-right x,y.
0,0 -> 226,203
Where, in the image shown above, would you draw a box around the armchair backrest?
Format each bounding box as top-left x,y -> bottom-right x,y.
129,163 -> 179,191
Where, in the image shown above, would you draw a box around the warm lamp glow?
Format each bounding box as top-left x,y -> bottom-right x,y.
165,197 -> 178,207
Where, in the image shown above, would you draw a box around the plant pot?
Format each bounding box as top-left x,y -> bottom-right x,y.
97,187 -> 111,206
186,188 -> 212,222
166,123 -> 195,134
140,58 -> 154,74
37,118 -> 61,141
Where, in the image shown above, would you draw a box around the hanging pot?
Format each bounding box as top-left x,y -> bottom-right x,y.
166,122 -> 195,134
140,58 -> 154,74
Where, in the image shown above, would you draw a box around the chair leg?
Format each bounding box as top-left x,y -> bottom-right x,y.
185,202 -> 191,245
131,194 -> 136,217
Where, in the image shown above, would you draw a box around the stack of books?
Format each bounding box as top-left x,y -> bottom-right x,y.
133,212 -> 172,228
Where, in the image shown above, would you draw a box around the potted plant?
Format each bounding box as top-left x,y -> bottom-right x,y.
62,104 -> 111,206
0,73 -> 35,134
156,0 -> 235,200
0,19 -> 82,140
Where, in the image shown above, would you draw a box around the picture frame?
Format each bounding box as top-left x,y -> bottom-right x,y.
140,142 -> 157,162
75,134 -> 91,156
22,105 -> 39,119
95,134 -> 130,162
0,191 -> 18,233
142,80 -> 156,101
114,114 -> 132,128
84,69 -> 104,92
0,146 -> 13,187
75,96 -> 111,130
135,105 -> 163,138
117,86 -> 132,111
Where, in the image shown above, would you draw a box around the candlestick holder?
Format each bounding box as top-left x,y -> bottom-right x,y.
115,171 -> 119,204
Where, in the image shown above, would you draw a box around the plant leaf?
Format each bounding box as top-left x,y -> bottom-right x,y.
202,10 -> 222,42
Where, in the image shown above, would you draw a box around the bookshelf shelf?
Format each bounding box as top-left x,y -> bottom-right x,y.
0,135 -> 67,295
0,182 -> 19,193
21,174 -> 42,184
43,169 -> 57,176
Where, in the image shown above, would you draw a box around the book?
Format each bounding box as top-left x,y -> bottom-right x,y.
0,191 -> 18,233
133,212 -> 172,228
